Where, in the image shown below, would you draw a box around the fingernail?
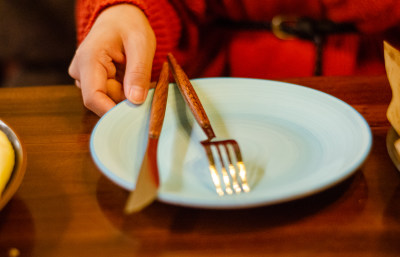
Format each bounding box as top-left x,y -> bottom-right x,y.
129,86 -> 146,103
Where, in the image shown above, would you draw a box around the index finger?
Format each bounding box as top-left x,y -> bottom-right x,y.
80,62 -> 117,116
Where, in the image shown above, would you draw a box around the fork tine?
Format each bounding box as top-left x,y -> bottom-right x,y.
214,144 -> 234,195
203,140 -> 250,195
203,144 -> 225,196
230,142 -> 250,193
222,143 -> 242,194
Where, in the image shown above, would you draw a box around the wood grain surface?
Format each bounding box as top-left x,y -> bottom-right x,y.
149,62 -> 169,139
0,76 -> 399,257
168,53 -> 216,139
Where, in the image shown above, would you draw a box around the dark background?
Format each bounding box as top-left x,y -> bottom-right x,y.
0,0 -> 76,87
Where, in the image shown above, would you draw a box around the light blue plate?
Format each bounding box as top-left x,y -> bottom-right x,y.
90,78 -> 372,209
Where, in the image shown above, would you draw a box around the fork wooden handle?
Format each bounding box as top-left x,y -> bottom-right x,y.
149,61 -> 169,139
167,53 -> 216,140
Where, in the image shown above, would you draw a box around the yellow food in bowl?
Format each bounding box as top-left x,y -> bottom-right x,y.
0,130 -> 15,197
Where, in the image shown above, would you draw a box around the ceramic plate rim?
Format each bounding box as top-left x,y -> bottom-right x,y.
90,77 -> 372,209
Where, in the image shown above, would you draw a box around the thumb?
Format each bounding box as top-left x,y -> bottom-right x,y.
123,40 -> 154,104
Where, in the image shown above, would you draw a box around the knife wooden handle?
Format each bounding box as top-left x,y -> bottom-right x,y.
167,53 -> 216,140
149,61 -> 169,139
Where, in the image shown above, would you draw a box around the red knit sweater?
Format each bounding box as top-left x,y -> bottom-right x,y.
75,0 -> 400,80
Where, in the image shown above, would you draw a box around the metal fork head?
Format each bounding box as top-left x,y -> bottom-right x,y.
201,139 -> 250,196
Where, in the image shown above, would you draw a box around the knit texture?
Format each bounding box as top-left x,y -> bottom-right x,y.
75,0 -> 400,79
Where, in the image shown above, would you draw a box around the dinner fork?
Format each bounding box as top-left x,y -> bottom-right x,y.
167,53 -> 250,196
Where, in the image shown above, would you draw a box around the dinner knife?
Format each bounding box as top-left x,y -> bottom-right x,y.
124,62 -> 169,214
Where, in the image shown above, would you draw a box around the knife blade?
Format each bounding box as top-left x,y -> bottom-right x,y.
124,61 -> 169,214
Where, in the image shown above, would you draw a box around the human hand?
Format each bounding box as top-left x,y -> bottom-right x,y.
69,4 -> 156,116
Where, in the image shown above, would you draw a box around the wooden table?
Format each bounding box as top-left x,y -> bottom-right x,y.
0,76 -> 399,256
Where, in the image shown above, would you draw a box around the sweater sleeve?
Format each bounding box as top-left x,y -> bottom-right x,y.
322,0 -> 400,33
75,0 -> 181,80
